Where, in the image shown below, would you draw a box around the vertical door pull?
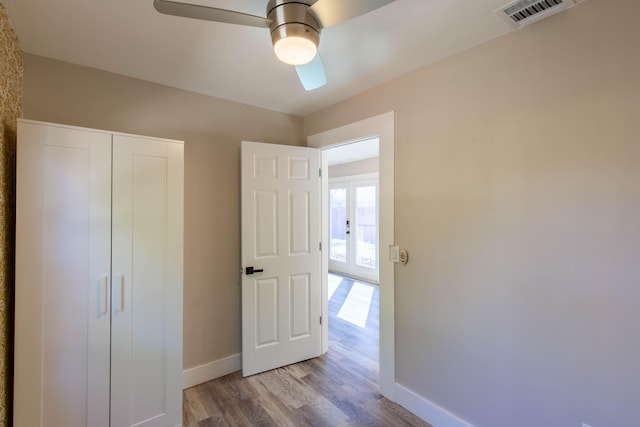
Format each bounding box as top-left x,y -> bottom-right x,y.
118,275 -> 125,311
99,275 -> 108,315
114,275 -> 125,312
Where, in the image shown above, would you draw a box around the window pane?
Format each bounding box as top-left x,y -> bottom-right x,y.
329,188 -> 346,262
355,186 -> 376,269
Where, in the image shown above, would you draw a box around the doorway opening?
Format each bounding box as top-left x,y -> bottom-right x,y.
308,111 -> 395,398
327,138 -> 379,283
325,137 -> 380,364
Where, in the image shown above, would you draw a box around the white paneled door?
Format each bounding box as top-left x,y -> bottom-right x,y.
111,135 -> 184,427
15,124 -> 112,427
14,120 -> 183,427
241,141 -> 322,376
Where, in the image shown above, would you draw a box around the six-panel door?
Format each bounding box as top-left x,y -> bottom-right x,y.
241,141 -> 322,377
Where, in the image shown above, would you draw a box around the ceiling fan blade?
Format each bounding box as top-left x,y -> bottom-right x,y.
308,0 -> 395,28
153,0 -> 271,28
295,54 -> 327,91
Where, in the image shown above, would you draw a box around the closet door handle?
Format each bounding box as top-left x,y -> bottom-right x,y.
114,275 -> 125,312
99,275 -> 109,315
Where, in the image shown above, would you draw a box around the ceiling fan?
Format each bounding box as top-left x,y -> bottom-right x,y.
153,0 -> 396,91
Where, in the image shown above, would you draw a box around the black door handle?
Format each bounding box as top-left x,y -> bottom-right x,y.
245,266 -> 264,275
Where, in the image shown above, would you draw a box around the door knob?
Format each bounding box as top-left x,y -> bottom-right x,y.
245,266 -> 264,275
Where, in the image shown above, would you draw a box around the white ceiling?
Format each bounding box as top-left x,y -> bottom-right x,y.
327,137 -> 379,166
3,0 -> 518,116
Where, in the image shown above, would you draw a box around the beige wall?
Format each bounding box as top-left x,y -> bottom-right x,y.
305,0 -> 640,426
22,54 -> 304,370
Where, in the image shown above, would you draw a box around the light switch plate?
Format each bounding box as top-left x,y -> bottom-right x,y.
389,245 -> 400,262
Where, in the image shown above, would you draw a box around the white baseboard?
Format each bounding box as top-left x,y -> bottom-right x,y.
394,384 -> 475,427
182,353 -> 241,389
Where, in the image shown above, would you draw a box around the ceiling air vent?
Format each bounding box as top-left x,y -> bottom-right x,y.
495,0 -> 583,29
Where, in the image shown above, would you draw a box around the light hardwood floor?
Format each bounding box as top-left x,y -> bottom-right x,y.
183,275 -> 431,426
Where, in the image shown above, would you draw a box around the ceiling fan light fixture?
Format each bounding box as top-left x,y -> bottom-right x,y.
267,1 -> 320,66
274,35 -> 317,65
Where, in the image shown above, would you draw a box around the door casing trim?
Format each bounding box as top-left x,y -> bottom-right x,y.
307,111 -> 395,400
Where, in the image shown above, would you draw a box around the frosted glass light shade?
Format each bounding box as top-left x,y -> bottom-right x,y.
274,36 -> 317,65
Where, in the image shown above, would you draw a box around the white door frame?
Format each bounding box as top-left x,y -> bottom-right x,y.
307,111 -> 395,400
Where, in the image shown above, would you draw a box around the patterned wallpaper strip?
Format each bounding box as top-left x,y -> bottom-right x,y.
0,2 -> 23,426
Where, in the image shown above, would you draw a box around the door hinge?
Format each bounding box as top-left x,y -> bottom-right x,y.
319,241 -> 322,251
319,168 -> 322,177
320,316 -> 323,325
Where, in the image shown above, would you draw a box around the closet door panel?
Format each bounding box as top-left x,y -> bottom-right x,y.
111,135 -> 183,427
14,122 -> 112,427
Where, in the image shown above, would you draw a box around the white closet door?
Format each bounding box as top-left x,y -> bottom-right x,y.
110,135 -> 184,427
14,122 -> 112,427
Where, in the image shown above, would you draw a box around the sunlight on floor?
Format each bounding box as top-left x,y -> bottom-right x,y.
337,282 -> 374,328
328,273 -> 342,300
329,273 -> 375,328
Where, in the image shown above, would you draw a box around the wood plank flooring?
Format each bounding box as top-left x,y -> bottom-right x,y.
183,274 -> 431,426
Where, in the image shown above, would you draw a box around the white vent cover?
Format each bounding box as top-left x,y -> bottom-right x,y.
495,0 -> 584,29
